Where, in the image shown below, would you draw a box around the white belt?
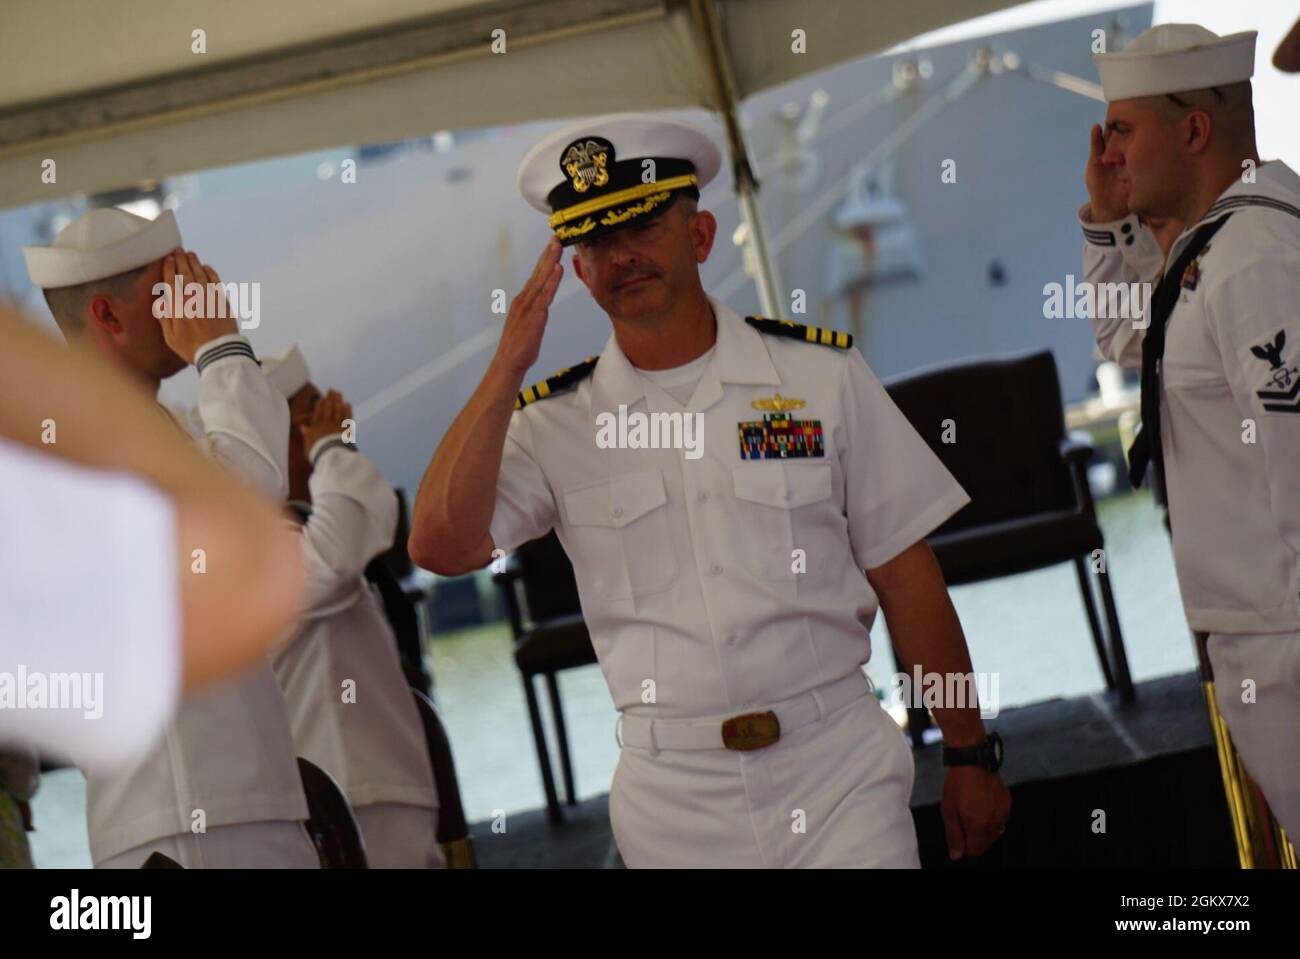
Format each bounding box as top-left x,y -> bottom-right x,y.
616,671 -> 873,753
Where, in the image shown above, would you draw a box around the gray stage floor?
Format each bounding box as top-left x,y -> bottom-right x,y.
467,671 -> 1212,868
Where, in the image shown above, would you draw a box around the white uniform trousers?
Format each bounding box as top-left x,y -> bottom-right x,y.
609,681 -> 919,868
353,803 -> 445,869
95,821 -> 319,869
1208,631 -> 1300,839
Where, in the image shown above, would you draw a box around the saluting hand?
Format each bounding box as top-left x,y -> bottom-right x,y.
157,248 -> 239,365
493,237 -> 564,381
1085,124 -> 1129,223
300,389 -> 352,453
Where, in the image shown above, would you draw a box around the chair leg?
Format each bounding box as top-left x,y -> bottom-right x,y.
1096,565 -> 1137,704
545,672 -> 577,806
1074,556 -> 1116,690
906,706 -> 932,749
522,674 -> 563,824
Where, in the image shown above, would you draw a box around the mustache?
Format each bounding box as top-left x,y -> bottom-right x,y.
610,267 -> 660,289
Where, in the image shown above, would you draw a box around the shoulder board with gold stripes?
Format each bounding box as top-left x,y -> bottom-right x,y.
745,316 -> 852,349
514,356 -> 600,410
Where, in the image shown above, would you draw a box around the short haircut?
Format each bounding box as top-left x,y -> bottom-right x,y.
41,264 -> 148,337
1153,80 -> 1255,143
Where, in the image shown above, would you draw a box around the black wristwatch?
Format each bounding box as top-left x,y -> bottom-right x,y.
942,732 -> 1003,772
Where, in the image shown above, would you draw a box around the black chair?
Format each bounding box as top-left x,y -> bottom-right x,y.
491,530 -> 598,824
297,757 -> 368,868
883,349 -> 1136,743
370,487 -> 436,698
367,554 -> 434,699
410,688 -> 476,868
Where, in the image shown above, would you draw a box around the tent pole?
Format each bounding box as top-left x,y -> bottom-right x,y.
689,0 -> 784,317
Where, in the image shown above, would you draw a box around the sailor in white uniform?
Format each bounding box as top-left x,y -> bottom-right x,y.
24,209 -> 318,868
264,347 -> 443,868
1078,24 -> 1300,837
410,115 -> 1011,867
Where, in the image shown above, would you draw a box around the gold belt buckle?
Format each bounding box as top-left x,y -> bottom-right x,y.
721,710 -> 781,751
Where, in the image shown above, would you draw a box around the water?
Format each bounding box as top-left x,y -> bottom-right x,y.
26,488 -> 1191,866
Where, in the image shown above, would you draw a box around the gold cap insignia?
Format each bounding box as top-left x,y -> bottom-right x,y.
561,138 -> 611,194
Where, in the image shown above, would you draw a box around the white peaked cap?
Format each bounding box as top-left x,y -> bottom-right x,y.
262,345 -> 312,399
23,208 -> 182,289
1095,24 -> 1256,101
517,112 -> 722,214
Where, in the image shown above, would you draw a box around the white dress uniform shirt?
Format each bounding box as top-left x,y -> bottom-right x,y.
273,437 -> 440,820
1080,160 -> 1300,634
489,298 -> 968,866
0,438 -> 179,771
490,297 -> 970,718
85,334 -> 312,867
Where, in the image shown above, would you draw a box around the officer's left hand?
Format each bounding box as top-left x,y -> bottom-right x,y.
941,766 -> 1011,861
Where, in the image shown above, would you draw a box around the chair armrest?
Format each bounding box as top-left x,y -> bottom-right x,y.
1059,434 -> 1094,466
488,553 -> 527,637
1059,432 -> 1097,517
488,551 -> 523,586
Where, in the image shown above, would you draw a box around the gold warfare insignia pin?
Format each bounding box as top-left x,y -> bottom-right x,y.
751,393 -> 806,412
561,138 -> 611,194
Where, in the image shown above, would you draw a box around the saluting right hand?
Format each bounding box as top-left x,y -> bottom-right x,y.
492,237 -> 564,381
1084,124 -> 1130,223
300,389 -> 352,453
158,249 -> 239,365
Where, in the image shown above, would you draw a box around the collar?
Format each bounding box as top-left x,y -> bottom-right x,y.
588,295 -> 781,414
1171,160 -> 1300,257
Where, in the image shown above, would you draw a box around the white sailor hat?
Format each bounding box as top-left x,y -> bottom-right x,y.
517,113 -> 722,246
261,345 -> 312,399
1094,24 -> 1256,102
23,208 -> 182,290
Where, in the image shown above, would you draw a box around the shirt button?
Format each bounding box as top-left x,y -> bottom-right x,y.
727,634 -> 738,646
711,563 -> 724,576
611,506 -> 624,518
697,491 -> 709,503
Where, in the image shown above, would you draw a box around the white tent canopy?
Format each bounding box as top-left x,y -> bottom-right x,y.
0,0 -> 1023,212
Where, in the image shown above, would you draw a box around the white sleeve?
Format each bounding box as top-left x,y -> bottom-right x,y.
487,410 -> 559,554
839,348 -> 971,571
1079,206 -> 1164,369
1208,255 -> 1300,561
297,438 -> 399,615
191,334 -> 290,498
0,440 -> 180,773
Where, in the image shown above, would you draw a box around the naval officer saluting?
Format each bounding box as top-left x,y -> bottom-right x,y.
410,114 -> 1010,867
263,346 -> 444,868
24,209 -> 317,868
1078,24 -> 1300,837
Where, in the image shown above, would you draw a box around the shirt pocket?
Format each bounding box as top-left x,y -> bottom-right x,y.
731,461 -> 834,579
562,470 -> 677,600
